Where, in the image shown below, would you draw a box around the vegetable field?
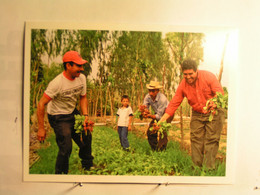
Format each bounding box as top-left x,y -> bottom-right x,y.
28,28 -> 228,177
29,29 -> 229,157
30,125 -> 226,176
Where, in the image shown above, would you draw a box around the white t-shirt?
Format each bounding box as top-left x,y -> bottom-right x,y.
45,71 -> 87,115
117,106 -> 133,127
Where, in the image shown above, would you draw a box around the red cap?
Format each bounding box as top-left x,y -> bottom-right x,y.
63,51 -> 88,65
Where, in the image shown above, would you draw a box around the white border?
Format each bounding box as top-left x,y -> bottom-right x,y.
23,21 -> 238,184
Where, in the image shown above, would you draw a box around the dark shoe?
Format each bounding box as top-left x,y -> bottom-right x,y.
123,148 -> 130,152
82,165 -> 92,171
81,159 -> 93,170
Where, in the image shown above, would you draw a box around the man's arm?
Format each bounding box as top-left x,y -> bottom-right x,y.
158,113 -> 171,123
164,82 -> 185,117
37,95 -> 51,142
80,95 -> 88,125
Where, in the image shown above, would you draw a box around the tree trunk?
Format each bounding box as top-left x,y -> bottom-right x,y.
104,86 -> 109,121
88,89 -> 92,116
35,84 -> 43,107
32,61 -> 39,109
100,84 -> 103,118
180,105 -> 184,148
108,88 -> 114,126
162,64 -> 166,94
131,78 -> 136,111
140,75 -> 143,102
94,89 -> 100,118
218,34 -> 229,83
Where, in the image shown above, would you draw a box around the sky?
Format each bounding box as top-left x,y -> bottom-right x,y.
199,30 -> 238,88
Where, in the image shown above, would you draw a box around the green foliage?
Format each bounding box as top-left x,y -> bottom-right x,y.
30,126 -> 226,176
149,121 -> 173,139
30,132 -> 57,174
29,29 -> 206,118
109,31 -> 170,98
29,29 -> 107,115
203,92 -> 228,121
133,109 -> 143,120
164,32 -> 205,93
89,126 -> 191,176
43,62 -> 63,84
74,114 -> 86,134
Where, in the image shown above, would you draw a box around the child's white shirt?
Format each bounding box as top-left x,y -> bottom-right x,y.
117,106 -> 133,127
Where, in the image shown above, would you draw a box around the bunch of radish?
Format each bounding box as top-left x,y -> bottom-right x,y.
134,105 -> 150,120
149,120 -> 172,139
139,105 -> 150,118
203,92 -> 228,121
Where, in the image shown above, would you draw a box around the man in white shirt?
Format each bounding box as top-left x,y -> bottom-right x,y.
37,51 -> 93,174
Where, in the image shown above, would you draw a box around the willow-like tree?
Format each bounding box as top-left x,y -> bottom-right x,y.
30,29 -> 108,117
109,30 -> 171,111
30,29 -> 48,116
58,29 -> 108,117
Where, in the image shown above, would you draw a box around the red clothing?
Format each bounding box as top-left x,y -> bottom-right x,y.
165,70 -> 224,115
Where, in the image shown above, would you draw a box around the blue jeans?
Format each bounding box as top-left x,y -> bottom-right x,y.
118,126 -> 129,149
48,109 -> 94,174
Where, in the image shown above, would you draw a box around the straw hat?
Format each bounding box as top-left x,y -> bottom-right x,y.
146,81 -> 163,89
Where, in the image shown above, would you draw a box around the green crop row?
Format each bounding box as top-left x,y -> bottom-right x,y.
30,126 -> 225,176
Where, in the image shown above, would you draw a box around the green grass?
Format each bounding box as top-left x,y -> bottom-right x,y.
30,133 -> 57,174
29,126 -> 226,176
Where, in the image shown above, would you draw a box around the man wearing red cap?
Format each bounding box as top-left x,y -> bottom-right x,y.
37,51 -> 93,174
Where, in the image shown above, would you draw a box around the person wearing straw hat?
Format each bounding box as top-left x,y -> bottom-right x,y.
37,51 -> 94,174
142,81 -> 172,151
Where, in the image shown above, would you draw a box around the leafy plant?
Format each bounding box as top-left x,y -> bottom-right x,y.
149,120 -> 172,139
203,92 -> 228,121
134,105 -> 150,120
30,126 -> 226,176
133,110 -> 143,120
74,115 -> 94,142
74,114 -> 86,134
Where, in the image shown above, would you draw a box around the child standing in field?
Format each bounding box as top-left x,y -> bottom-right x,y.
116,95 -> 133,151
